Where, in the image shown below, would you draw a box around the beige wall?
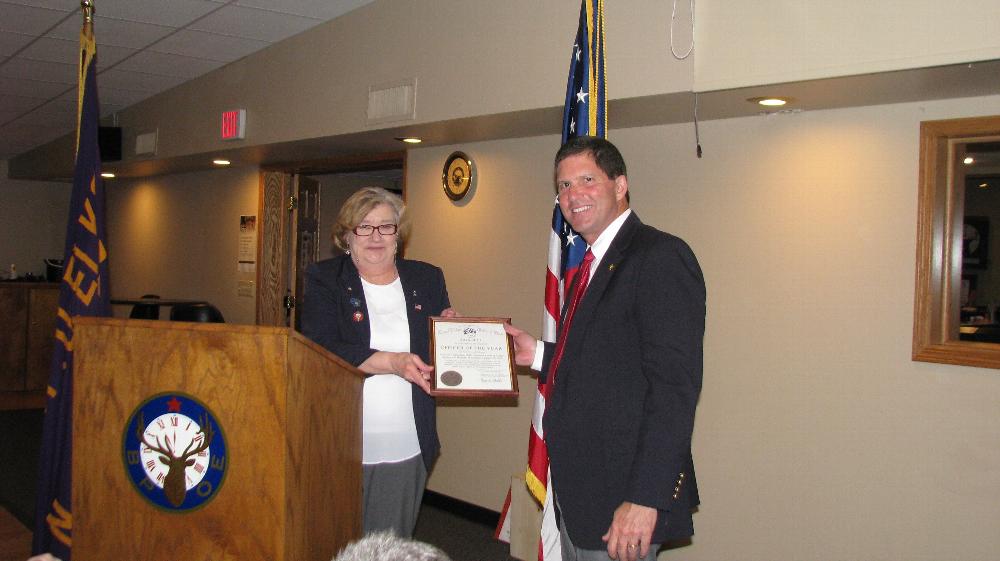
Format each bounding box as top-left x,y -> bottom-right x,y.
405,137 -> 557,510
0,160 -> 69,279
313,173 -> 401,261
7,81 -> 1000,561
105,166 -> 259,324
95,94 -> 1000,559
4,0 -> 1000,556
81,0 -> 690,164
401,94 -> 1000,559
695,0 -> 1000,91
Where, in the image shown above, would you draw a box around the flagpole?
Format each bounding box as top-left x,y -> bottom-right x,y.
32,1 -> 110,557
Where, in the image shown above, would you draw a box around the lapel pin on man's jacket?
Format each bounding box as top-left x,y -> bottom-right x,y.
352,311 -> 364,322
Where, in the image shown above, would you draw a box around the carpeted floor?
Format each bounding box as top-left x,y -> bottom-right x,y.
415,492 -> 519,561
0,508 -> 31,561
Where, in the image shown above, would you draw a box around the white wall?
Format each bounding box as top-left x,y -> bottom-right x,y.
105,166 -> 259,324
402,94 -> 1000,560
0,160 -> 69,279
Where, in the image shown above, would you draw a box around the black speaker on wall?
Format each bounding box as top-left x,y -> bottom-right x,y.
99,126 -> 122,162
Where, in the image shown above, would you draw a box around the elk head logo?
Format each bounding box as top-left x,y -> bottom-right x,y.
136,412 -> 215,507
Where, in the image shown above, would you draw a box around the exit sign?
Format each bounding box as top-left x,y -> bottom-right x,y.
221,109 -> 246,140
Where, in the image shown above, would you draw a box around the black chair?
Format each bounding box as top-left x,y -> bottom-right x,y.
129,294 -> 161,320
169,302 -> 225,323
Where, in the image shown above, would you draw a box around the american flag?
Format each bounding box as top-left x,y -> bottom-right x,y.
32,5 -> 111,559
496,2 -> 606,559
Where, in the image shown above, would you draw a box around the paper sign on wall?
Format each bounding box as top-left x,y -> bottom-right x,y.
239,215 -> 257,273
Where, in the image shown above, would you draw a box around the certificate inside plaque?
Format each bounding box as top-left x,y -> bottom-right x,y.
429,317 -> 518,397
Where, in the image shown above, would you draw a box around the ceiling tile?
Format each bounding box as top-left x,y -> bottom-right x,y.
0,56 -> 75,85
0,93 -> 51,113
190,4 -> 319,42
25,97 -> 77,120
150,29 -> 269,62
0,3 -> 73,36
0,0 -> 361,160
0,1 -> 74,12
52,89 -> 127,115
0,75 -> 70,98
114,50 -> 224,79
46,14 -> 175,50
235,0 -> 372,20
9,112 -> 72,134
0,121 -> 66,145
94,87 -> 155,107
98,68 -> 186,93
18,37 -> 137,68
0,31 -> 35,56
97,0 -> 224,28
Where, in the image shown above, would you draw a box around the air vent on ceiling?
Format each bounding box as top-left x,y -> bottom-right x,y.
135,130 -> 158,156
367,78 -> 416,125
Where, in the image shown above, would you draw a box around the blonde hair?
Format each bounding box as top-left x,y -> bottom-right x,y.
332,187 -> 411,252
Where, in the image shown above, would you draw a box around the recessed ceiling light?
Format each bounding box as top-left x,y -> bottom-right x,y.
213,159 -> 231,166
751,97 -> 789,107
100,172 -> 115,179
978,182 -> 990,189
964,156 -> 975,165
395,137 -> 422,144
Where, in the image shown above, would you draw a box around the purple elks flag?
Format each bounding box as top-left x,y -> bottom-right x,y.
32,5 -> 110,559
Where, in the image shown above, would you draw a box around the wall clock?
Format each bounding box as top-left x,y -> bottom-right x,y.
442,151 -> 475,201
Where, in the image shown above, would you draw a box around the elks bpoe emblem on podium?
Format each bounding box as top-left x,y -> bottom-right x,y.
122,392 -> 228,512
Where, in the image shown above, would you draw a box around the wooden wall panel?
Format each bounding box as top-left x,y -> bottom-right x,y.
257,172 -> 291,326
0,286 -> 27,391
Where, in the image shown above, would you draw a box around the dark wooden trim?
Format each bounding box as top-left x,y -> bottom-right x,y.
422,490 -> 501,527
0,391 -> 46,410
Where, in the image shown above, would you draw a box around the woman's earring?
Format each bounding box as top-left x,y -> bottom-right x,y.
346,249 -> 351,255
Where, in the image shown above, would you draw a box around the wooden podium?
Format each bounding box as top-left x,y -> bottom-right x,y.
71,317 -> 364,561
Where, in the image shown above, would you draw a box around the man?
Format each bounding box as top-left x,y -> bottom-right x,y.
505,136 -> 705,561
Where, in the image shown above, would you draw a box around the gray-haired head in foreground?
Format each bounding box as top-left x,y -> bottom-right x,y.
332,531 -> 451,561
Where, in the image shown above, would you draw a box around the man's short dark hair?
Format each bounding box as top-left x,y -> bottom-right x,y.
554,136 -> 627,179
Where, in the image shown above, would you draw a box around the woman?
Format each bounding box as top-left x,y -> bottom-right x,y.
301,186 -> 454,537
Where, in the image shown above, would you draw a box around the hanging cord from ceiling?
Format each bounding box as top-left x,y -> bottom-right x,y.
669,0 -> 701,157
670,0 -> 695,60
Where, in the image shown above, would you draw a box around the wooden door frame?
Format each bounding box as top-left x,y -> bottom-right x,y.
255,152 -> 407,326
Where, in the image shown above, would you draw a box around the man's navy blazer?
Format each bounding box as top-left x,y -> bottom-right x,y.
300,254 -> 451,470
541,211 -> 705,548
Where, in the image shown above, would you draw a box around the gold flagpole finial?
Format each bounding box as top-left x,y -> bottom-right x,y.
81,0 -> 94,23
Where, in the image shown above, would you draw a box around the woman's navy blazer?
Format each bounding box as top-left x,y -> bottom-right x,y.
301,254 -> 451,470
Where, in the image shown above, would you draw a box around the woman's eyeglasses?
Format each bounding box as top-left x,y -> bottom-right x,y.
353,224 -> 398,236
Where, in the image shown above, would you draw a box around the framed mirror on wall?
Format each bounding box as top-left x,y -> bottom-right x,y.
913,115 -> 1000,369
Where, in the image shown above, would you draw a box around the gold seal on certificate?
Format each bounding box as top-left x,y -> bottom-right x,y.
428,317 -> 518,397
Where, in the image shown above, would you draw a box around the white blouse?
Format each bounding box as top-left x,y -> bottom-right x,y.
360,276 -> 421,464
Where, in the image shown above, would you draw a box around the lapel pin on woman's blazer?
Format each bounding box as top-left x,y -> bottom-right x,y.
352,311 -> 364,322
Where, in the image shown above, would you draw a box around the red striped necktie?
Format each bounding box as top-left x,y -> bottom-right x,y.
547,249 -> 595,385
